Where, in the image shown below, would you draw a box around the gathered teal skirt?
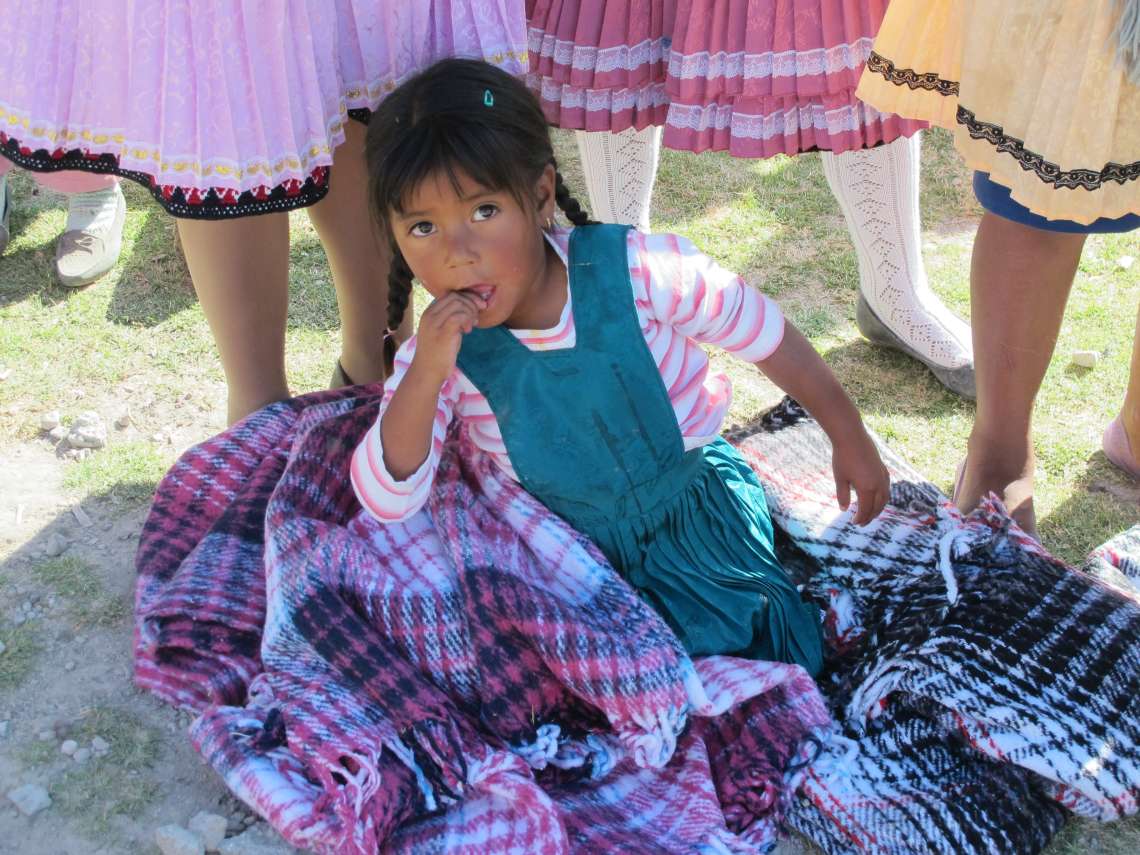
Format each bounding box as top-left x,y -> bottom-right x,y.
585,438 -> 824,676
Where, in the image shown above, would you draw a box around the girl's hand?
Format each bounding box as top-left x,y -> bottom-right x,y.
409,290 -> 487,383
831,432 -> 890,525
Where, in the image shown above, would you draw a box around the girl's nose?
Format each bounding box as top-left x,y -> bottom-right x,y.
444,227 -> 478,267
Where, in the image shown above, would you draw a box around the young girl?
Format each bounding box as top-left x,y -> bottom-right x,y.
352,58 -> 890,677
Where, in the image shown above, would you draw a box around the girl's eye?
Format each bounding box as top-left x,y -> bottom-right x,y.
473,203 -> 499,221
409,221 -> 436,237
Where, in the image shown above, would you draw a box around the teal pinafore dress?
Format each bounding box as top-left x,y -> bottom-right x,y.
456,225 -> 823,675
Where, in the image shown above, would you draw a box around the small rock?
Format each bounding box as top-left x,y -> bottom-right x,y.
189,811 -> 228,851
0,721 -> 9,738
217,824 -> 295,855
114,412 -> 131,429
91,736 -> 110,753
1071,350 -> 1100,369
60,740 -> 78,756
42,534 -> 69,557
37,730 -> 53,742
155,824 -> 206,855
47,425 -> 68,442
7,784 -> 51,816
67,411 -> 107,449
1118,255 -> 1135,270
0,641 -> 6,655
13,614 -> 26,626
39,411 -> 61,432
72,748 -> 91,764
64,661 -> 75,672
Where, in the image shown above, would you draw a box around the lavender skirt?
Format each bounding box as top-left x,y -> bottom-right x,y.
0,1 -> 527,218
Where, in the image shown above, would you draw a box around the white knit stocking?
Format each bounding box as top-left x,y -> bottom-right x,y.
574,126 -> 662,231
821,133 -> 972,369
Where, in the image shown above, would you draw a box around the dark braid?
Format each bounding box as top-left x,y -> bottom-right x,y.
383,247 -> 414,372
553,169 -> 598,227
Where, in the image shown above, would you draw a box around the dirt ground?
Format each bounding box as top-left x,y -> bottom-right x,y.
0,370 -> 321,853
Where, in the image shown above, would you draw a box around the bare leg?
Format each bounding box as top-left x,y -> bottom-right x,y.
178,214 -> 291,424
957,213 -> 1086,534
1120,305 -> 1140,453
306,121 -> 396,386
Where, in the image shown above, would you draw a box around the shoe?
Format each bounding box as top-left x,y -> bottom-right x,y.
54,183 -> 126,287
0,175 -> 10,256
1103,416 -> 1140,479
856,295 -> 977,400
330,360 -> 355,389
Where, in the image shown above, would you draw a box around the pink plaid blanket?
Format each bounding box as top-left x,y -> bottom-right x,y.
135,389 -> 829,854
135,391 -> 1140,854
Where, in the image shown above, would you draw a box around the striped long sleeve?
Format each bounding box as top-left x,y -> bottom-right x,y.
351,228 -> 784,523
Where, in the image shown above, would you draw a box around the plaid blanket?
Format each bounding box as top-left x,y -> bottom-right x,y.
135,391 -> 1140,854
136,389 -> 829,854
731,402 -> 1140,853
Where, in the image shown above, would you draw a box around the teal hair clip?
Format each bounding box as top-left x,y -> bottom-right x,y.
483,89 -> 494,107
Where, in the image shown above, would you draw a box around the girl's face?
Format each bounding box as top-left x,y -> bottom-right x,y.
391,166 -> 563,330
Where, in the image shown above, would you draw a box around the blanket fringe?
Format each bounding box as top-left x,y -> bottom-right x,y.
511,723 -> 562,769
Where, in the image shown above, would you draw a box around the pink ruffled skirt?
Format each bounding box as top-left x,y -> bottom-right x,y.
526,0 -> 923,156
0,0 -> 527,218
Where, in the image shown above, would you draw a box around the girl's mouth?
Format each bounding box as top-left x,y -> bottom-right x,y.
463,284 -> 496,308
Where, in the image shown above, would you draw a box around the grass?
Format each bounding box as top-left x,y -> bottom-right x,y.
0,620 -> 41,690
0,128 -> 1138,853
61,441 -> 172,504
46,705 -> 162,838
32,556 -> 131,628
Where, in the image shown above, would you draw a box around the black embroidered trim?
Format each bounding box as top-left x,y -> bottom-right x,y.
0,108 -> 370,219
956,108 -> 1140,192
866,51 -> 1140,193
866,52 -> 959,96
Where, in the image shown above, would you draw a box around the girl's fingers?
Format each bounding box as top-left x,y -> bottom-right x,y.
852,483 -> 887,526
836,477 -> 851,512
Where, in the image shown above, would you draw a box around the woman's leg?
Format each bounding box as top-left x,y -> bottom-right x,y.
957,213 -> 1087,534
574,126 -> 662,231
821,133 -> 975,398
305,120 -> 393,386
177,214 -> 291,424
0,162 -> 11,254
32,171 -> 119,193
1106,303 -> 1140,474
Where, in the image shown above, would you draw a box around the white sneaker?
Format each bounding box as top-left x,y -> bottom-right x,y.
55,183 -> 126,287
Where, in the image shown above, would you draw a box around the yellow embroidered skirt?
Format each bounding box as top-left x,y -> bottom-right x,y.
856,0 -> 1140,225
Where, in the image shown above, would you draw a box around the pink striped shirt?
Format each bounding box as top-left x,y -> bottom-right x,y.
352,228 -> 785,523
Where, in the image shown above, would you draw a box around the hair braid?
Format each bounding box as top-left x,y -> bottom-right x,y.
384,247 -> 414,371
553,170 -> 598,227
